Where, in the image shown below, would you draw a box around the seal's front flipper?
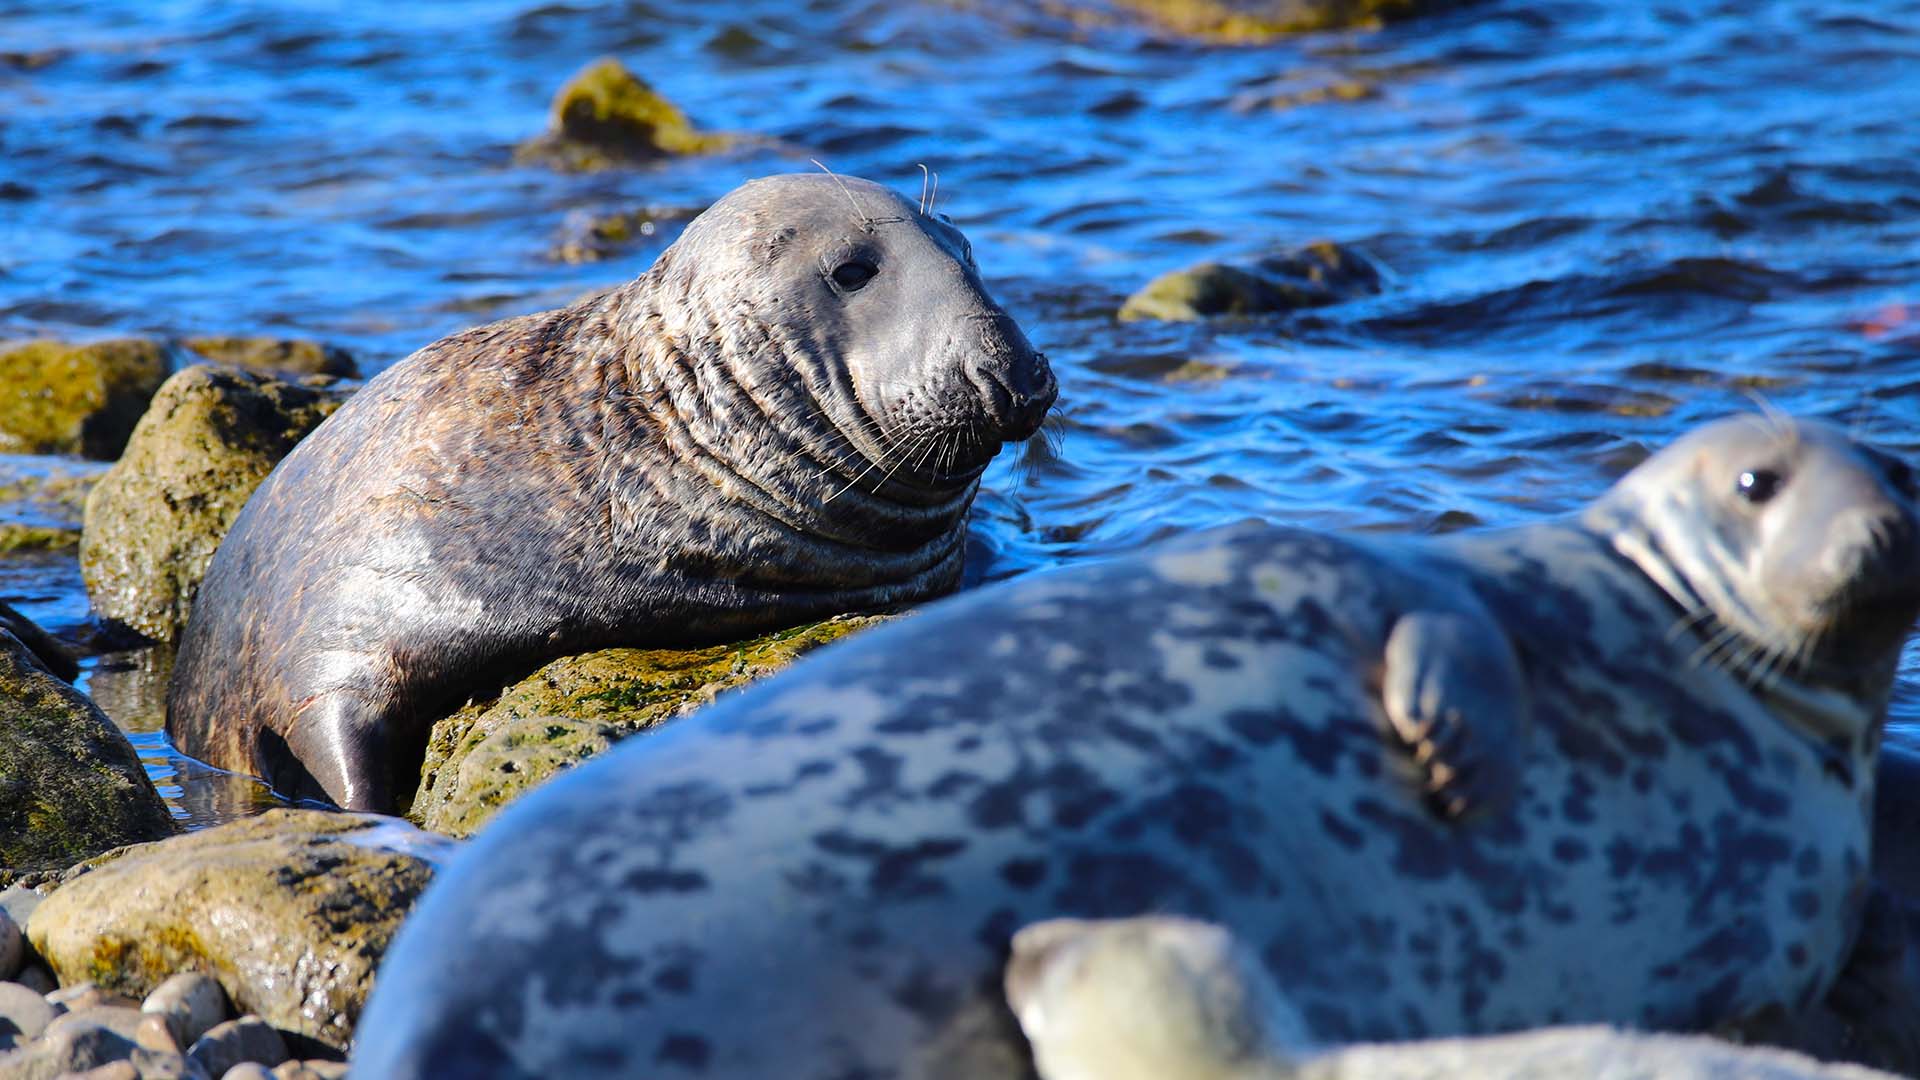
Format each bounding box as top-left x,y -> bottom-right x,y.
1380,610 -> 1527,821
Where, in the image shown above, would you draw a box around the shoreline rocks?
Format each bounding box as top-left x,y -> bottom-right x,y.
1119,241 -> 1384,322
79,366 -> 350,644
515,56 -> 733,172
0,625 -> 173,881
0,340 -> 169,461
405,613 -> 895,835
25,809 -> 439,1052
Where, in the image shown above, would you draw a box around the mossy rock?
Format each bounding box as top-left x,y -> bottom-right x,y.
24,809 -> 443,1052
515,56 -> 732,172
180,336 -> 358,378
1118,241 -> 1384,322
79,365 -> 349,643
0,627 -> 174,878
1105,0 -> 1427,41
0,339 -> 169,459
405,613 -> 894,836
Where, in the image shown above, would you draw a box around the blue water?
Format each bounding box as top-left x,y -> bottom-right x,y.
3,0 -> 1920,824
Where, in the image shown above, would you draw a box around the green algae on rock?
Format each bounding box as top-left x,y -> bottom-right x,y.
0,339 -> 169,460
1118,241 -> 1385,322
24,809 -> 442,1052
79,365 -> 350,644
404,613 -> 894,836
179,337 -> 358,379
515,56 -> 733,172
0,626 -> 173,879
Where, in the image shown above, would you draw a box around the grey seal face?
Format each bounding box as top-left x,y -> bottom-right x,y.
653,172 -> 1056,488
1594,415 -> 1920,705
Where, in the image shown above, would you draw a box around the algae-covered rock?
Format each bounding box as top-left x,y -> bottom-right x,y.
178,338 -> 357,379
405,613 -> 894,836
0,628 -> 173,878
515,56 -> 732,172
1118,241 -> 1384,322
1105,0 -> 1433,41
79,366 -> 348,644
0,339 -> 169,460
25,809 -> 445,1052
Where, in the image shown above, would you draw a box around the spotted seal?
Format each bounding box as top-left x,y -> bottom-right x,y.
1005,915 -> 1903,1080
165,172 -> 1056,812
351,415 -> 1919,1077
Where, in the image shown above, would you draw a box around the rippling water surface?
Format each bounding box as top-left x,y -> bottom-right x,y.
4,0 -> 1919,824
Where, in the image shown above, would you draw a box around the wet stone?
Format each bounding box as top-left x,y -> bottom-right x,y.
1118,240 -> 1385,322
0,980 -> 56,1047
11,963 -> 55,995
45,1005 -> 150,1046
186,1016 -> 288,1077
142,973 -> 228,1049
218,1063 -> 275,1080
135,1012 -> 180,1054
47,983 -> 140,1014
0,907 -> 19,979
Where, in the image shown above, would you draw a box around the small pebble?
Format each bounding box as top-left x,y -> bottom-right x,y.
0,906 -> 21,980
223,1063 -> 277,1080
131,1045 -> 214,1080
72,1061 -> 140,1080
38,1020 -> 138,1072
46,1003 -> 149,1044
48,981 -> 141,1014
0,885 -> 41,932
137,1010 -> 182,1052
278,1061 -> 348,1080
188,1015 -> 289,1077
144,971 -> 230,1047
0,977 -> 57,1047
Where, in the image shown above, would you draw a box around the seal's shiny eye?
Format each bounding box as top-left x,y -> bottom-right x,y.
832,260 -> 877,292
1736,469 -> 1782,503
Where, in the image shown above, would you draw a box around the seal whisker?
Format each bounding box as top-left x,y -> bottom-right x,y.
918,163 -> 932,216
810,158 -> 874,231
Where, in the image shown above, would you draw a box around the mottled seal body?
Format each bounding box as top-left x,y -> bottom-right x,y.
166,173 -> 1055,811
353,417 -> 1919,1077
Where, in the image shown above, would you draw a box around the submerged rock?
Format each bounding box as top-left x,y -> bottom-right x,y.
25,809 -> 441,1052
515,56 -> 732,172
548,204 -> 700,264
79,366 -> 349,644
177,338 -> 357,379
1104,0 -> 1438,42
0,339 -> 169,460
0,629 -> 173,878
405,613 -> 894,836
1119,241 -> 1384,322
0,467 -> 98,556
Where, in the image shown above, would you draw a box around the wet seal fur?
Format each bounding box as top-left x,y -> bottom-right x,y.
351,416 -> 1920,1077
166,173 -> 1056,812
1005,915 -> 1902,1080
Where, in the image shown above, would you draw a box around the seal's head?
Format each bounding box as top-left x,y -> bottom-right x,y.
646,172 -> 1055,493
1005,917 -> 1308,1080
1590,415 -> 1920,731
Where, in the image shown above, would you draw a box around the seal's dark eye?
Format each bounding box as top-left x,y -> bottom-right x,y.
832,260 -> 877,292
1736,469 -> 1782,503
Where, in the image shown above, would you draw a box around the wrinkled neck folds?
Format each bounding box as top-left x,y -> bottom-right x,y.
602,267 -> 979,553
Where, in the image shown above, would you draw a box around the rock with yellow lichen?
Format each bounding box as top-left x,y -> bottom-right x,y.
1119,241 -> 1385,322
516,56 -> 733,172
79,365 -> 350,644
404,614 -> 895,836
0,339 -> 170,460
24,809 -> 446,1052
1098,0 -> 1435,42
179,336 -> 358,378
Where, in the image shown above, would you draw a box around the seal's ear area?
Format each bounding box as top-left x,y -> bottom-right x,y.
1379,610 -> 1528,822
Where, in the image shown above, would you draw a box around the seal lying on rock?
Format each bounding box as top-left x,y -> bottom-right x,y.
351,415 -> 1920,1078
166,172 -> 1056,812
1005,915 -> 1902,1080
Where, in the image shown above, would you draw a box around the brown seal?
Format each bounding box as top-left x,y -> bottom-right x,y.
165,172 -> 1056,812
